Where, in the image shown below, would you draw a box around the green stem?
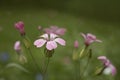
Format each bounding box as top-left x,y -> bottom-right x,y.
74,61 -> 80,80
79,58 -> 90,80
22,36 -> 41,72
43,57 -> 50,80
28,48 -> 41,72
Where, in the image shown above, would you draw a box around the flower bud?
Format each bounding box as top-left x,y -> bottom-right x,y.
74,40 -> 79,48
15,21 -> 25,36
14,41 -> 21,52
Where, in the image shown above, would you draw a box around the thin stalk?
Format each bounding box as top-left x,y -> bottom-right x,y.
79,58 -> 90,80
28,48 -> 41,72
74,60 -> 81,80
22,36 -> 41,72
73,47 -> 81,80
43,57 -> 50,80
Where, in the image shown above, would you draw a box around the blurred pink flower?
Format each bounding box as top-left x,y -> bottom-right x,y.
98,56 -> 117,76
14,41 -> 21,52
43,26 -> 66,36
81,33 -> 102,46
74,40 -> 79,48
15,21 -> 25,36
14,41 -> 27,63
34,33 -> 66,50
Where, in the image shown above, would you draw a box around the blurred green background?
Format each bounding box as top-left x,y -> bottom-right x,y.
0,0 -> 120,80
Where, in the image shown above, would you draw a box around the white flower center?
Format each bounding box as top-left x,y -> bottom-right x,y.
103,67 -> 112,75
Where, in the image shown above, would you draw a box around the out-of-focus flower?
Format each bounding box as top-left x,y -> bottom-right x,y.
74,40 -> 79,48
81,33 -> 102,46
14,41 -> 27,63
0,52 -> 10,62
36,73 -> 43,80
98,56 -> 116,76
98,56 -> 110,66
34,33 -> 66,50
14,41 -> 21,52
14,21 -> 25,36
43,26 -> 66,36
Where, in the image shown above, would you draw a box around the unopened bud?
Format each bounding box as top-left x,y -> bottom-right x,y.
74,40 -> 79,48
14,41 -> 21,52
15,21 -> 25,36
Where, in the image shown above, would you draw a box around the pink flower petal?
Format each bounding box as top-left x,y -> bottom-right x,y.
40,34 -> 48,39
109,64 -> 117,76
98,56 -> 111,66
98,56 -> 106,60
50,26 -> 58,30
87,33 -> 96,40
81,33 -> 87,40
50,33 -> 58,39
98,56 -> 108,65
43,28 -> 52,34
55,38 -> 66,46
14,41 -> 21,51
46,41 -> 57,50
15,21 -> 24,30
55,28 -> 66,35
95,39 -> 102,43
34,39 -> 46,47
105,60 -> 111,66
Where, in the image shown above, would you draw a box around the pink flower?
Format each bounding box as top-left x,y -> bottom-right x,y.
14,41 -> 21,52
98,56 -> 117,76
98,56 -> 110,66
15,21 -> 25,36
14,41 -> 27,63
43,26 -> 66,36
34,33 -> 66,50
74,40 -> 79,48
81,33 -> 102,46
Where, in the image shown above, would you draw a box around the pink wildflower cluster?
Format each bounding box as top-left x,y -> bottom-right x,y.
13,21 -> 117,79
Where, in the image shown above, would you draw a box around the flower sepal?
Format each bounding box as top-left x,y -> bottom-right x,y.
44,48 -> 54,58
79,46 -> 88,58
95,66 -> 106,76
